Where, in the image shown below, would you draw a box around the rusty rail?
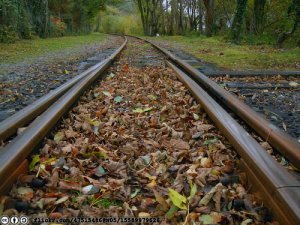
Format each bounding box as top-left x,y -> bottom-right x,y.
0,37 -> 127,197
140,37 -> 300,170
167,61 -> 300,225
0,36 -> 126,142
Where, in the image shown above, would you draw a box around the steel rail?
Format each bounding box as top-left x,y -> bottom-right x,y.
139,37 -> 300,170
0,37 -> 127,197
0,36 -> 126,142
167,61 -> 300,225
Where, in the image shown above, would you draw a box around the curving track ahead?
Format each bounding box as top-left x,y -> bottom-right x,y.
0,35 -> 299,225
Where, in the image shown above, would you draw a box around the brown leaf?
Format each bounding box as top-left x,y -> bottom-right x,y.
161,139 -> 190,151
58,181 -> 80,191
153,189 -> 168,208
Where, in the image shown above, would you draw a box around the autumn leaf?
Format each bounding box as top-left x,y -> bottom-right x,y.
114,96 -> 123,103
102,91 -> 111,96
29,155 -> 40,171
168,188 -> 187,209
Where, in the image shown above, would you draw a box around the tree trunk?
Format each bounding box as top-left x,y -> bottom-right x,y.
166,0 -> 170,34
160,0 -> 165,35
231,0 -> 248,41
250,0 -> 266,35
179,0 -> 184,35
203,0 -> 214,37
137,0 -> 147,35
199,1 -> 203,35
169,0 -> 175,35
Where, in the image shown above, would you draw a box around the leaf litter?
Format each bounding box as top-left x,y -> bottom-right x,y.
1,37 -> 274,224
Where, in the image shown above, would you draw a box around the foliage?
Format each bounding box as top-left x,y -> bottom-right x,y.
0,25 -> 19,43
96,6 -> 143,35
0,0 -> 107,43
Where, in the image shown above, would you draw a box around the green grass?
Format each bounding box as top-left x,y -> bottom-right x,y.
148,35 -> 300,71
0,33 -> 108,63
95,198 -> 123,209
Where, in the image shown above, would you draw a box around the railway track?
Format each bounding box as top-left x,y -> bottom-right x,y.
0,35 -> 299,225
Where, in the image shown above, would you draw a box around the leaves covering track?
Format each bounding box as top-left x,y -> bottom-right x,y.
1,37 -> 272,225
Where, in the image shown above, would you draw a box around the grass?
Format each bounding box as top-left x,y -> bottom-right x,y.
94,198 -> 123,209
147,35 -> 300,71
0,33 -> 108,63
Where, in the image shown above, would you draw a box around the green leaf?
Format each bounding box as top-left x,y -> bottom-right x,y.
94,93 -> 99,98
54,132 -> 65,141
165,204 -> 179,219
94,127 -> 99,135
133,107 -> 153,113
281,157 -> 287,166
228,200 -> 233,210
220,84 -> 225,88
131,188 -> 139,198
132,108 -> 144,113
41,158 -> 56,164
199,215 -> 213,224
204,138 -> 218,145
55,196 -> 69,205
140,155 -> 151,165
88,114 -> 99,125
94,166 -> 105,176
161,106 -> 167,111
241,219 -> 253,225
83,152 -> 105,158
114,96 -> 123,103
193,113 -> 199,120
103,91 -> 111,96
29,155 -> 40,171
168,188 -> 187,209
144,107 -> 153,112
108,73 -> 114,80
148,95 -> 157,100
212,170 -> 221,176
18,187 -> 33,195
189,183 -> 197,201
271,116 -> 278,121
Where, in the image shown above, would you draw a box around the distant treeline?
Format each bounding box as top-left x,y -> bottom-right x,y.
135,0 -> 300,47
0,0 -> 106,43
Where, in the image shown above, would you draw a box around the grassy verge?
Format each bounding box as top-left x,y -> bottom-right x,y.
0,33 -> 108,63
147,35 -> 300,71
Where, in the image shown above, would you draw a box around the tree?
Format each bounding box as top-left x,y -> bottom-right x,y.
203,0 -> 214,37
250,0 -> 267,35
231,0 -> 248,41
276,0 -> 300,47
159,0 -> 166,35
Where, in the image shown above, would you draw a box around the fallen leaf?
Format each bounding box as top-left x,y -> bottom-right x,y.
168,188 -> 187,209
29,155 -> 40,171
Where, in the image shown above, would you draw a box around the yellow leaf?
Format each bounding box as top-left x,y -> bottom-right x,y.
147,180 -> 157,187
65,69 -> 69,74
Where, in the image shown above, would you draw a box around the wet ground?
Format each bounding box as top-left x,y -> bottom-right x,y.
0,35 -> 123,122
150,39 -> 300,141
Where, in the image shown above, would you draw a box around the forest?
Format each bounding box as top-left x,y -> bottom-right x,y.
0,0 -> 300,47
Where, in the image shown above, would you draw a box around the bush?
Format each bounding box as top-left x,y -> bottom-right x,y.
0,25 -> 19,43
50,22 -> 68,37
